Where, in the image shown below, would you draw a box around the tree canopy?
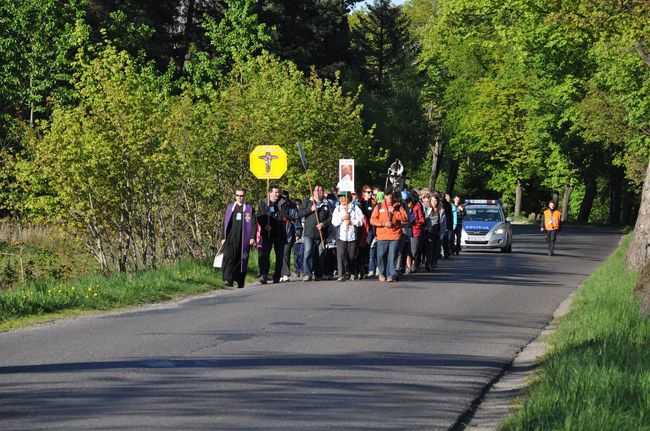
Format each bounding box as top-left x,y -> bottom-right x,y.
0,0 -> 648,270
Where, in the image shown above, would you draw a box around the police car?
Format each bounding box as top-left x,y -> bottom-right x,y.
460,199 -> 513,253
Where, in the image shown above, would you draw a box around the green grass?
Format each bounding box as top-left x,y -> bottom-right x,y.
502,234 -> 650,431
0,244 -> 283,331
0,259 -> 223,331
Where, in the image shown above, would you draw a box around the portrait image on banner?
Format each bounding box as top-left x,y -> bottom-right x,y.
338,159 -> 355,192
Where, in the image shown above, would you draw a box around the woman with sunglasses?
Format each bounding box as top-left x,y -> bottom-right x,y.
358,185 -> 377,278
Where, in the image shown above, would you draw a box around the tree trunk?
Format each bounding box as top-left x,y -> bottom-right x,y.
621,179 -> 635,225
634,41 -> 650,68
561,185 -> 572,222
29,76 -> 34,127
177,0 -> 197,74
446,158 -> 459,196
626,159 -> 650,271
609,165 -> 623,225
428,134 -> 442,191
578,176 -> 597,223
514,180 -> 522,217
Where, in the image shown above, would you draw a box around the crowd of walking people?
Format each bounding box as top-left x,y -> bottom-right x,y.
221,183 -> 466,288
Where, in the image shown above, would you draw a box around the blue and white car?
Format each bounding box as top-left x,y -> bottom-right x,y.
460,200 -> 513,253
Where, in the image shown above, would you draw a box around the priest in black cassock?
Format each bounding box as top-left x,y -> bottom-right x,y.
222,188 -> 256,288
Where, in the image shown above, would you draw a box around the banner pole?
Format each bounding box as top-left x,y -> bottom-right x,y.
266,177 -> 271,232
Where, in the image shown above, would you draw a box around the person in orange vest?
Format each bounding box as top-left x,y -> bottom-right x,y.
541,201 -> 561,256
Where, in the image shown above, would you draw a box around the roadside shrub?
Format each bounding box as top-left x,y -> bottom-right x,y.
0,223 -> 98,289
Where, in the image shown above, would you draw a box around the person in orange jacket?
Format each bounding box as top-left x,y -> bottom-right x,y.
541,200 -> 561,256
370,188 -> 409,282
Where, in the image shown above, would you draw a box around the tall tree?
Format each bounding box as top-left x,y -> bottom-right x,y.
256,0 -> 355,78
348,0 -> 430,179
350,0 -> 413,93
85,0 -> 179,68
0,0 -> 87,133
184,0 -> 272,90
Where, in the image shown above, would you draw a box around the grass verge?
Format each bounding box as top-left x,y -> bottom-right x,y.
0,259 -> 222,331
501,234 -> 650,430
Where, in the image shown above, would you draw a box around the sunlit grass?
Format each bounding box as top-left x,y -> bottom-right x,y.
502,234 -> 650,430
0,246 -> 281,330
0,259 -> 221,328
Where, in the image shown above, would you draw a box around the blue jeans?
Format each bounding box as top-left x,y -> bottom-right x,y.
303,236 -> 325,278
376,239 -> 399,278
294,242 -> 304,274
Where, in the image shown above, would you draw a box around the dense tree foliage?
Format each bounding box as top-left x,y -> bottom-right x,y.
0,0 -> 87,135
409,0 -> 648,224
0,0 -> 648,270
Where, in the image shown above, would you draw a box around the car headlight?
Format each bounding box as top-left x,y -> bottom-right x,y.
494,228 -> 505,234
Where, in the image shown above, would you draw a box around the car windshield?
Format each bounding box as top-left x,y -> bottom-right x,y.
464,207 -> 503,222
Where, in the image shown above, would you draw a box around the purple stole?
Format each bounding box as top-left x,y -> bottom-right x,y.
223,202 -> 255,270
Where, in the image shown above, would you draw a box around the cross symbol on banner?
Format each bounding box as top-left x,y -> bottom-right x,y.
249,145 -> 287,179
259,152 -> 279,173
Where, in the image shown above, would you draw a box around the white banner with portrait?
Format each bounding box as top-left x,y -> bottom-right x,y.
337,159 -> 355,192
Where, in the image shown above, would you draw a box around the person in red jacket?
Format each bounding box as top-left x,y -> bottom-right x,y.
406,191 -> 425,273
541,201 -> 562,256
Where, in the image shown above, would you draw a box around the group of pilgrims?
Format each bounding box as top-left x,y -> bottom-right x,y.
220,183 -> 466,288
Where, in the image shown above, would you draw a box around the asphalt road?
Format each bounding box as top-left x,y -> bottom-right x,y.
0,225 -> 621,430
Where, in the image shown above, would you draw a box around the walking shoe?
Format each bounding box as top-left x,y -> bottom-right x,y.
378,275 -> 387,282
349,274 -> 356,281
404,267 -> 411,275
337,276 -> 345,282
303,275 -> 312,281
386,277 -> 394,283
324,275 -> 333,280
224,280 -> 233,287
258,277 -> 267,284
367,270 -> 375,277
314,276 -> 323,281
280,275 -> 290,282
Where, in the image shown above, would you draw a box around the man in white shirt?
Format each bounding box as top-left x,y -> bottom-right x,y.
332,191 -> 364,281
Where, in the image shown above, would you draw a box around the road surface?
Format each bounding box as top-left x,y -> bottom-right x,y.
0,225 -> 621,430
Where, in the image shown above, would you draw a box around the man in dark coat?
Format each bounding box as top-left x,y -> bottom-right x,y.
298,184 -> 332,281
279,190 -> 298,282
257,184 -> 290,284
222,187 -> 256,288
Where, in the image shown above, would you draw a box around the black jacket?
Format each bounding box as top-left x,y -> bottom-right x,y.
442,199 -> 453,230
298,198 -> 332,239
257,197 -> 290,242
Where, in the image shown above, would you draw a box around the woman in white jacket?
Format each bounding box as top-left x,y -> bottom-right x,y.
332,191 -> 364,281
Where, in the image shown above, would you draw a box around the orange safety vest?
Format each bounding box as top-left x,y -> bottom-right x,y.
543,209 -> 561,231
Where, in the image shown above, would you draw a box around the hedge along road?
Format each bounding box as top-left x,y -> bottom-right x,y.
0,225 -> 621,430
